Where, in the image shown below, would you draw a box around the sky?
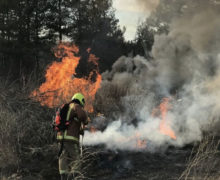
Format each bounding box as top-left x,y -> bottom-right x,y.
112,0 -> 150,41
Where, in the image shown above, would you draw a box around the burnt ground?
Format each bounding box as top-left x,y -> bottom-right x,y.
4,144 -> 193,180
88,146 -> 192,180
8,136 -> 220,180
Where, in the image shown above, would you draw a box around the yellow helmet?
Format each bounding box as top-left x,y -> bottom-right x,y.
71,93 -> 85,107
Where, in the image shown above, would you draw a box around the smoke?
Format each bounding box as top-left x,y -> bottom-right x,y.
135,0 -> 160,12
84,1 -> 220,151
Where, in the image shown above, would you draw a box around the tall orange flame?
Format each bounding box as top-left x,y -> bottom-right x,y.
152,97 -> 176,140
31,43 -> 102,112
159,98 -> 176,140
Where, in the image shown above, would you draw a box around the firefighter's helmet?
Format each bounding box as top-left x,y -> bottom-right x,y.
71,93 -> 85,107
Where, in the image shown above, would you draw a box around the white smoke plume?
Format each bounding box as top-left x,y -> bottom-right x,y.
84,1 -> 220,151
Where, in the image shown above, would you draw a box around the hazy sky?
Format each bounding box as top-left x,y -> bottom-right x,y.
113,0 -> 150,41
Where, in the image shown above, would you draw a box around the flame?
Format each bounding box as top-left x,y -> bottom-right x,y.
135,132 -> 147,149
137,139 -> 147,148
158,98 -> 176,140
31,43 -> 102,112
90,126 -> 97,133
119,132 -> 147,150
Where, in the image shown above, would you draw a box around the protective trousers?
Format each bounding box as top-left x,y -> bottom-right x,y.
59,141 -> 80,178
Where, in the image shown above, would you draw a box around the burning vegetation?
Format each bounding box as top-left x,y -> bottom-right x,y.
31,43 -> 102,112
30,42 -> 179,151
1,0 -> 220,180
158,98 -> 176,140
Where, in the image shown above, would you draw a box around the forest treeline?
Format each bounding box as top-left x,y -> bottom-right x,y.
2,0 -> 207,82
0,0 -> 171,81
0,0 -> 122,79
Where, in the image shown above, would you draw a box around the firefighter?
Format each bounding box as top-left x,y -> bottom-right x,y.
57,93 -> 88,180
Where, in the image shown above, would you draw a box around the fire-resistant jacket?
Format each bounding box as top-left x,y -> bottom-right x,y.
57,102 -> 88,143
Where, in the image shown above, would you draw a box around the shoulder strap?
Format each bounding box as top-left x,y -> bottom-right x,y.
66,103 -> 75,121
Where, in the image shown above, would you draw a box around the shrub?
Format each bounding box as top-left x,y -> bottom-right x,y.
0,77 -> 54,176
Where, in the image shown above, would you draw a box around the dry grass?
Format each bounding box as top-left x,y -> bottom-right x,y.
179,135 -> 220,180
0,108 -> 18,169
0,77 -> 54,178
68,146 -> 102,180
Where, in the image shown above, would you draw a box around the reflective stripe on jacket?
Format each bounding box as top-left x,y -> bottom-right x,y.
57,130 -> 79,142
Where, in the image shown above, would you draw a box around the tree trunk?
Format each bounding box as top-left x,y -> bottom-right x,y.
35,0 -> 39,77
1,13 -> 6,39
26,0 -> 30,42
77,0 -> 81,44
6,10 -> 10,41
58,0 -> 62,42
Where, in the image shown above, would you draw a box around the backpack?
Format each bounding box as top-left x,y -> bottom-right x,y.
53,103 -> 70,132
